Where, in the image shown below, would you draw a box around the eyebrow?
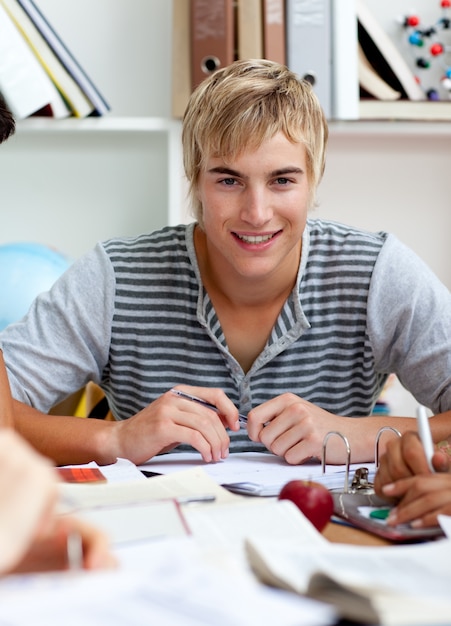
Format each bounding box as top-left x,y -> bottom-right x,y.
207,166 -> 304,178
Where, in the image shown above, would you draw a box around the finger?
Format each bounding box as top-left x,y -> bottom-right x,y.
259,420 -> 313,464
172,386 -> 241,432
432,450 -> 451,473
62,517 -> 117,570
386,475 -> 451,526
376,432 -> 428,491
400,431 -> 432,475
246,393 -> 301,442
168,401 -> 230,461
389,493 -> 451,528
380,475 -> 418,500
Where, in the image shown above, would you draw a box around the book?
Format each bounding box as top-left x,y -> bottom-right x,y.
56,466 -> 107,483
359,99 -> 451,121
356,0 -> 424,102
236,0 -> 263,61
0,0 -> 93,118
190,0 -> 235,90
76,499 -> 190,545
358,42 -> 401,101
262,0 -> 286,65
330,0 -> 359,120
16,0 -> 110,116
0,2 -> 68,119
171,0 -> 191,119
286,0 -> 332,119
247,534 -> 451,625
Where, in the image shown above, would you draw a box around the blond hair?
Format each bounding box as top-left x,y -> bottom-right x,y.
182,59 -> 328,225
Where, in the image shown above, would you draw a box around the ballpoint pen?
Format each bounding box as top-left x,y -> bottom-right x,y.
170,389 -> 248,426
416,404 -> 435,473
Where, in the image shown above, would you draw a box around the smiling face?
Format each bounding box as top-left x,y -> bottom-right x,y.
196,132 -> 310,285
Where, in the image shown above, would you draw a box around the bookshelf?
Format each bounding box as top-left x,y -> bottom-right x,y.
0,0 -> 449,299
0,0 -> 188,261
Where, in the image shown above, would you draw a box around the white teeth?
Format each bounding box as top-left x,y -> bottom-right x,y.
237,233 -> 274,244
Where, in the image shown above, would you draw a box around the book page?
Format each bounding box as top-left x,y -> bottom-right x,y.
247,536 -> 451,625
183,498 -> 327,568
58,467 -> 241,512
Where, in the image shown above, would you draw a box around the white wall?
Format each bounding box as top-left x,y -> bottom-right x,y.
318,125 -> 451,290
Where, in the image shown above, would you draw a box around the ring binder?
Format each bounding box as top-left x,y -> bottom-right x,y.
322,427 -> 443,541
321,431 -> 351,493
374,425 -> 401,469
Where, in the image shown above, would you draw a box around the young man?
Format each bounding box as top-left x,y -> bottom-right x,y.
2,60 -> 451,466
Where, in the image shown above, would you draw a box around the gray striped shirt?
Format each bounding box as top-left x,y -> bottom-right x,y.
4,219 -> 451,453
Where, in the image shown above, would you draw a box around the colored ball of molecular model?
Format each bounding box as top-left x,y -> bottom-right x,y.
401,1 -> 451,100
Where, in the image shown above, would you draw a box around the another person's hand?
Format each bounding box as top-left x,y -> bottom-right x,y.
10,515 -> 117,574
374,431 -> 451,528
113,386 -> 241,465
0,429 -> 59,574
0,429 -> 116,574
374,431 -> 450,490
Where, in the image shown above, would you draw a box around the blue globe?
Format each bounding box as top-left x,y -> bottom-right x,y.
0,242 -> 71,331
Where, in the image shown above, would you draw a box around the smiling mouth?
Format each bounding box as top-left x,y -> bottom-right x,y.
234,232 -> 278,244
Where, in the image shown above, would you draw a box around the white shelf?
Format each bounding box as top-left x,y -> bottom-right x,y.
14,117 -> 185,231
17,117 -> 181,133
330,120 -> 451,137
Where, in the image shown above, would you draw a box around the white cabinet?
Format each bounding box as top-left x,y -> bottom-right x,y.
0,0 -> 187,260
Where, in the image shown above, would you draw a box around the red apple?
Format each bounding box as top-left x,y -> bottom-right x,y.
278,479 -> 334,532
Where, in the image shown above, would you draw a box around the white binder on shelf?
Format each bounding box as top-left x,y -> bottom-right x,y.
286,0 -> 332,119
331,0 -> 359,120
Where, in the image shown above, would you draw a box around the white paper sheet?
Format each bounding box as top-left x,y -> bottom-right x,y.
0,537 -> 336,626
141,451 -> 376,494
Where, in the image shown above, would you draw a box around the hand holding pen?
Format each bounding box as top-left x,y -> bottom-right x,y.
170,389 -> 248,427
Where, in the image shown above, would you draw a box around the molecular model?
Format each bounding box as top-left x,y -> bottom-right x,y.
400,1 -> 451,100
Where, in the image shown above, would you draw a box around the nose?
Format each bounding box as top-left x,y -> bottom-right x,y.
239,186 -> 273,226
